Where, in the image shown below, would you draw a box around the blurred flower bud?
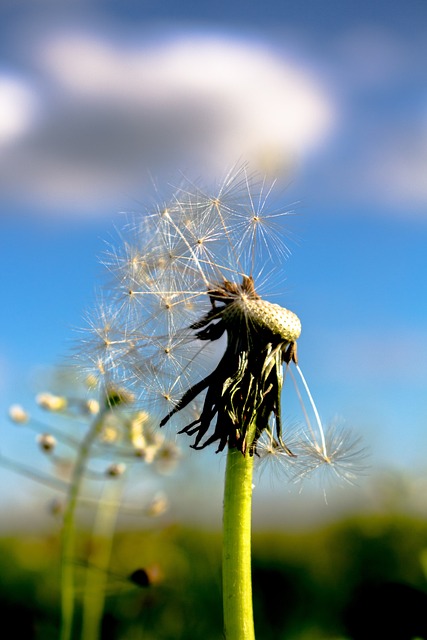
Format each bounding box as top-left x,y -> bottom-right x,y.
82,398 -> 100,415
129,411 -> 150,450
145,492 -> 169,517
105,462 -> 126,477
36,392 -> 67,412
8,404 -> 29,424
49,497 -> 64,516
154,440 -> 181,474
37,433 -> 57,453
98,410 -> 122,444
105,385 -> 135,408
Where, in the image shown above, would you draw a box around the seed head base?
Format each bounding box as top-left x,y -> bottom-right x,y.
160,275 -> 300,455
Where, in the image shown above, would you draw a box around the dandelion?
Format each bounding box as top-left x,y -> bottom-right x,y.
91,165 -> 303,453
4,378 -> 181,640
80,163 -> 363,640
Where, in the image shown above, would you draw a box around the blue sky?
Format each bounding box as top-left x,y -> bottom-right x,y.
1,0 -> 427,523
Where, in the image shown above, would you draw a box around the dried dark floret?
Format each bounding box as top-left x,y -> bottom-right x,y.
160,275 -> 301,455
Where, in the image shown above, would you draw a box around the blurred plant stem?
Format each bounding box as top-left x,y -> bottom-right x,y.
81,480 -> 123,640
60,411 -> 106,640
222,443 -> 255,640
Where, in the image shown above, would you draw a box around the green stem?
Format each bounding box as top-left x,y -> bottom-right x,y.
222,445 -> 256,640
81,480 -> 123,640
60,413 -> 105,640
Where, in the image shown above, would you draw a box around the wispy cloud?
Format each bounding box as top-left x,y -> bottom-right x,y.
1,17 -> 425,219
313,25 -> 427,215
0,31 -> 333,216
0,76 -> 39,144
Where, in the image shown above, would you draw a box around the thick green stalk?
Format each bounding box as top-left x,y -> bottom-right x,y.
222,445 -> 256,640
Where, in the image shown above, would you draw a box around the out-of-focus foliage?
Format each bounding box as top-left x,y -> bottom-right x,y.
2,514 -> 427,639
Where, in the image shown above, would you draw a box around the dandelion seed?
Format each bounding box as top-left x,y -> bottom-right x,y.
255,426 -> 300,480
78,303 -> 140,389
292,423 -> 368,487
82,164 -> 361,473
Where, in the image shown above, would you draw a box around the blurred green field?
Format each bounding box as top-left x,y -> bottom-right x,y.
2,514 -> 427,639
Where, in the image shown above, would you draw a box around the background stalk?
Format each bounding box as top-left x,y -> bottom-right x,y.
81,479 -> 123,640
222,444 -> 256,640
60,412 -> 105,640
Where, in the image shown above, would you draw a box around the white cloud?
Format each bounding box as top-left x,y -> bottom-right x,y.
0,76 -> 38,144
311,26 -> 427,215
40,33 -> 332,156
0,32 -> 334,215
324,118 -> 427,214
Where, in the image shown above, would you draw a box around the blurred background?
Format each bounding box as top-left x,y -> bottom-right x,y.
1,1 -> 427,637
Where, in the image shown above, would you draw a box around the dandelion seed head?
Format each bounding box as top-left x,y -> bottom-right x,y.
80,164 -> 360,468
79,165 -> 303,453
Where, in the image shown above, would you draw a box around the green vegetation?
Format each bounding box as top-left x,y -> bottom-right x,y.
2,514 -> 427,639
